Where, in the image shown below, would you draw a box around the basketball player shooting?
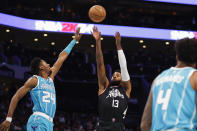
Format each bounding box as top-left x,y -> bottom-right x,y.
92,26 -> 132,131
0,28 -> 82,131
141,38 -> 197,130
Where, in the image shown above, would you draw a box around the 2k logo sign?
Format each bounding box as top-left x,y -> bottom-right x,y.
62,22 -> 78,32
77,24 -> 94,34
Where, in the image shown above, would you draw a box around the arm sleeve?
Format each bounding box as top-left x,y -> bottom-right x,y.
117,50 -> 130,81
63,39 -> 76,54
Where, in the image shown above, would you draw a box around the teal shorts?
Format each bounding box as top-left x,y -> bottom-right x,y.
27,114 -> 53,131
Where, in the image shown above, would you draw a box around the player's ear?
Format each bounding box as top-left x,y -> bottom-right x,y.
176,55 -> 179,61
39,65 -> 44,70
39,61 -> 44,70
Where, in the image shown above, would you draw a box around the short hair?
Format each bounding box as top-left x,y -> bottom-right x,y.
30,57 -> 42,75
114,69 -> 121,73
175,38 -> 197,64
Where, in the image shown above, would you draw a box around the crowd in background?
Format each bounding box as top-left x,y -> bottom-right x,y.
0,40 -> 175,82
0,79 -> 142,130
0,1 -> 185,130
0,38 -> 176,130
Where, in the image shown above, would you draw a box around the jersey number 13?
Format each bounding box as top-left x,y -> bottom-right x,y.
112,99 -> 119,108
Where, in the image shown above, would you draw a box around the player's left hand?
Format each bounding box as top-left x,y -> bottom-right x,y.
0,120 -> 11,131
74,27 -> 82,42
92,26 -> 101,41
115,32 -> 122,49
115,32 -> 121,42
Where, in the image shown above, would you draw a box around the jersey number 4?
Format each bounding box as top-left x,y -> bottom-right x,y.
156,88 -> 172,110
42,91 -> 55,104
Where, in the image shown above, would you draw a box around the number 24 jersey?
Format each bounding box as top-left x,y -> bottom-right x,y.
30,75 -> 56,118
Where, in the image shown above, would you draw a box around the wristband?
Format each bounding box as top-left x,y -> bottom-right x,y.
63,39 -> 76,54
6,117 -> 12,122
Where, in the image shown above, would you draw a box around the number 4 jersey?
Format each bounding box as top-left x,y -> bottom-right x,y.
98,85 -> 128,123
152,67 -> 197,130
30,75 -> 56,118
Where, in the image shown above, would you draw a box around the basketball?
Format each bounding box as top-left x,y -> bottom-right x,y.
88,5 -> 106,23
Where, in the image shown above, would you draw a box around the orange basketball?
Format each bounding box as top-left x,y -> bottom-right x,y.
88,5 -> 106,23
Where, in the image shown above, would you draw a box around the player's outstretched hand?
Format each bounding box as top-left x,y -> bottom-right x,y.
115,32 -> 121,42
0,120 -> 11,131
115,32 -> 122,49
92,26 -> 101,41
74,27 -> 82,42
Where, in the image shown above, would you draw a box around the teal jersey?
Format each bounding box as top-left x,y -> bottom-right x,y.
151,67 -> 197,131
30,75 -> 56,118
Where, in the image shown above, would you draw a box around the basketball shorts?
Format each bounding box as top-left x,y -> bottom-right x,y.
27,114 -> 53,131
96,121 -> 125,131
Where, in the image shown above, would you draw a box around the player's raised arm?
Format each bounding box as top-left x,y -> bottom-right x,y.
92,26 -> 109,95
0,77 -> 37,131
115,32 -> 132,98
50,27 -> 82,80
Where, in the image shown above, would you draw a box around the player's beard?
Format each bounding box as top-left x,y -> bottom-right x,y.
110,80 -> 121,86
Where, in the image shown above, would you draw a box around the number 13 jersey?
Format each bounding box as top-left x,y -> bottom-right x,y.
152,67 -> 197,130
98,85 -> 128,122
30,75 -> 56,118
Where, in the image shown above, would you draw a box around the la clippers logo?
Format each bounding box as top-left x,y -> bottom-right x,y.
106,88 -> 124,99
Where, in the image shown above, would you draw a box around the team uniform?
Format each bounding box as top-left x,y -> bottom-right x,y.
27,75 -> 56,131
96,85 -> 128,131
151,67 -> 197,130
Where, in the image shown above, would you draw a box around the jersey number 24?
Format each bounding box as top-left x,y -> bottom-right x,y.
42,91 -> 56,104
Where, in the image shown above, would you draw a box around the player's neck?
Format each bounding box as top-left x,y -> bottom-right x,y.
175,61 -> 196,68
110,81 -> 120,87
38,72 -> 48,80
